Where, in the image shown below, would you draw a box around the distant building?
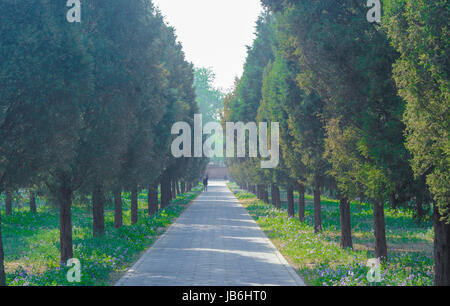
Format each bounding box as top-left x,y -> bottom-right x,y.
206,161 -> 229,180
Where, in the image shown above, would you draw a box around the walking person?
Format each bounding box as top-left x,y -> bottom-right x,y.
203,175 -> 209,192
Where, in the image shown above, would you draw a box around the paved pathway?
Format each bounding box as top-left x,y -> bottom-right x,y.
116,181 -> 305,286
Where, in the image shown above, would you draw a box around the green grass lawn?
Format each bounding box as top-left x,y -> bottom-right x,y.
1,186 -> 202,286
228,182 -> 434,286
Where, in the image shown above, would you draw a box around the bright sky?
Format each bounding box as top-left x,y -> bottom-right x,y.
153,0 -> 263,91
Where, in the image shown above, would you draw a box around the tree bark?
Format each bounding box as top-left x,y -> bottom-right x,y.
176,181 -> 181,195
271,183 -> 277,207
92,183 -> 105,237
275,185 -> 281,209
373,199 -> 388,260
58,182 -> 73,265
113,188 -> 122,228
29,190 -> 37,213
415,197 -> 425,225
161,175 -> 171,208
313,180 -> 322,233
171,180 -> 176,199
360,192 -> 365,204
148,184 -> 158,216
181,181 -> 186,194
433,204 -> 450,286
298,184 -> 305,222
287,186 -> 295,218
0,206 -> 6,286
263,186 -> 269,203
339,196 -> 353,249
257,185 -> 264,201
5,190 -> 12,216
131,186 -> 138,224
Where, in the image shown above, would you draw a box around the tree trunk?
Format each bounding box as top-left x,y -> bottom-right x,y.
181,181 -> 186,194
275,185 -> 281,209
415,197 -> 425,225
131,186 -> 138,224
176,181 -> 181,195
360,192 -> 365,204
373,199 -> 388,260
271,184 -> 277,206
29,190 -> 37,213
339,196 -> 353,249
257,185 -> 263,200
58,182 -> 73,265
287,186 -> 295,218
92,183 -> 105,237
5,190 -> 12,216
148,184 -> 158,216
168,180 -> 173,201
313,180 -> 322,233
171,180 -> 176,199
298,184 -> 305,222
263,186 -> 269,203
161,175 -> 171,208
113,188 -> 122,228
0,206 -> 6,286
433,204 -> 450,285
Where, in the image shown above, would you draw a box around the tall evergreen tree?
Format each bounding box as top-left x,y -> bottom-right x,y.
262,0 -> 415,260
384,0 -> 450,285
0,0 -> 94,271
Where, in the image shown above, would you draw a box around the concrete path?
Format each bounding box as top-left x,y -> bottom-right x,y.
116,181 -> 305,286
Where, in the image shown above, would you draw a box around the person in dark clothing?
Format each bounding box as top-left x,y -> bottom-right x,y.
203,175 -> 208,192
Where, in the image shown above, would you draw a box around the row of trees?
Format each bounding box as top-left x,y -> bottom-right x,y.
223,1 -> 449,285
0,0 -> 208,286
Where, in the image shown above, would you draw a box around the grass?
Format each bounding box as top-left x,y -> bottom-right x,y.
1,186 -> 202,286
228,182 -> 434,286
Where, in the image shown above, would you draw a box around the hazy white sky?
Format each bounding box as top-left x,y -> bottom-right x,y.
153,0 -> 263,91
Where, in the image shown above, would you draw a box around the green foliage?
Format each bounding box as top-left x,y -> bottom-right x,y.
230,183 -> 433,286
2,186 -> 202,286
0,0 -> 208,284
230,12 -> 275,124
193,67 -> 224,123
223,12 -> 279,188
384,0 -> 450,221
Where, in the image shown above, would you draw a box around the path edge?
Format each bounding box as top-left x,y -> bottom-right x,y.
115,189 -> 202,286
227,184 -> 306,286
